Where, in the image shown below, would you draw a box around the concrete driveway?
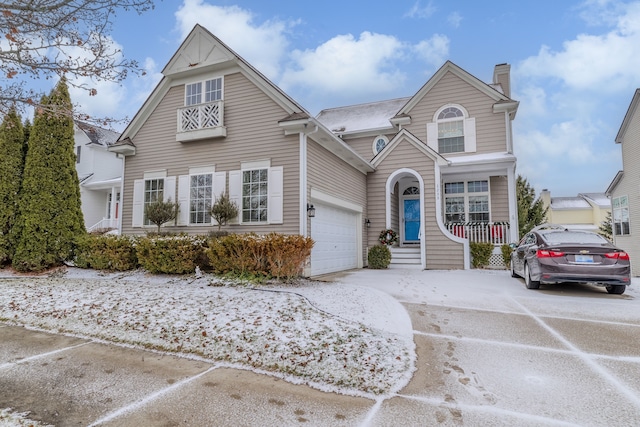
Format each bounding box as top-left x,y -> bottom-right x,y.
2,268 -> 640,426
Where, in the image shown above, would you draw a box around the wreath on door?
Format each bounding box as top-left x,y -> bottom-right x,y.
379,229 -> 398,246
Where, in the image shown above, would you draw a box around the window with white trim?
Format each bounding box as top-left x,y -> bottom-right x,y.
612,195 -> 630,235
190,173 -> 213,224
427,104 -> 477,154
242,168 -> 268,222
438,107 -> 464,153
444,180 -> 490,222
372,135 -> 388,155
228,162 -> 283,225
144,178 -> 164,225
185,77 -> 223,106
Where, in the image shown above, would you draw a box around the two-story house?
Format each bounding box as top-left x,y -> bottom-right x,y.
74,121 -> 122,232
540,190 -> 611,233
607,89 -> 640,276
110,25 -> 519,276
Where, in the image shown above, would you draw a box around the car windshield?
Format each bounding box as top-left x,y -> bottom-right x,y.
541,231 -> 608,245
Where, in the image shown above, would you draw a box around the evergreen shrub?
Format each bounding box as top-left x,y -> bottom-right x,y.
74,234 -> 137,271
136,235 -> 209,274
207,233 -> 313,280
470,242 -> 494,268
501,244 -> 513,268
368,245 -> 391,269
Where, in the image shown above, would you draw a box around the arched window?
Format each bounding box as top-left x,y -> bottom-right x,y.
403,186 -> 420,195
426,104 -> 476,154
437,107 -> 464,153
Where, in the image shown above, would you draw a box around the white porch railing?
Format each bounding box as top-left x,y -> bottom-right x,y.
178,101 -> 223,132
88,218 -> 118,233
445,222 -> 510,245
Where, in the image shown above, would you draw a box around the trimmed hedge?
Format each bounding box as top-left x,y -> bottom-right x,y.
368,245 -> 391,269
501,244 -> 513,268
74,234 -> 137,271
136,235 -> 209,274
469,242 -> 494,268
207,233 -> 313,280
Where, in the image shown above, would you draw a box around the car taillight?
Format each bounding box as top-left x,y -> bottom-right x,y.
605,252 -> 630,260
537,249 -> 565,258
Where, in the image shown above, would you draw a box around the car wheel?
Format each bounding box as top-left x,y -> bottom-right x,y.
510,258 -> 519,278
524,263 -> 540,290
606,285 -> 626,295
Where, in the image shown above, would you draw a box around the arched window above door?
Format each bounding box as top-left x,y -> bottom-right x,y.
403,186 -> 420,195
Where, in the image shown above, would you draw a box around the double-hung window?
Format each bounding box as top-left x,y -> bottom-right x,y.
612,196 -> 630,235
190,173 -> 213,224
144,178 -> 164,225
444,180 -> 490,223
438,107 -> 465,153
242,168 -> 268,223
228,161 -> 283,225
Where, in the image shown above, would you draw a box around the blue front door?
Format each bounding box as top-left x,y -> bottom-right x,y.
404,199 -> 420,241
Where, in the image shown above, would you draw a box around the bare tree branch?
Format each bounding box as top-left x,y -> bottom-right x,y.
1,0 -> 156,124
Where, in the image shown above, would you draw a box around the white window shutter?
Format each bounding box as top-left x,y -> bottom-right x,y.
132,179 -> 144,227
164,176 -> 176,203
426,123 -> 438,151
177,175 -> 190,226
464,117 -> 477,153
214,172 -> 226,198
268,166 -> 284,224
228,170 -> 242,224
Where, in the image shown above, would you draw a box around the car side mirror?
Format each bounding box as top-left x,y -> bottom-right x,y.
509,243 -> 516,249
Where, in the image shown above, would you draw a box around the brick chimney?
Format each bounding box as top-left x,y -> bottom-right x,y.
493,63 -> 511,98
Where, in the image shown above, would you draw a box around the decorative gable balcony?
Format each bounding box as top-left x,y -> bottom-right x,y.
176,100 -> 226,142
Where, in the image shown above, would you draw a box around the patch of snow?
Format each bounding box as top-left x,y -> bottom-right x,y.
0,268 -> 415,397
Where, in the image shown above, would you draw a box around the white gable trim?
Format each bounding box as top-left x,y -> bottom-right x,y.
373,129 -> 449,168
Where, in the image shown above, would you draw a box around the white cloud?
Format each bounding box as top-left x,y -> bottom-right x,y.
448,12 -> 463,28
404,1 -> 437,19
174,0 -> 294,80
413,34 -> 450,66
280,32 -> 407,97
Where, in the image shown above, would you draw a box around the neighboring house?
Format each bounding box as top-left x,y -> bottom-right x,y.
74,121 -> 122,232
109,25 -> 519,276
540,190 -> 611,233
607,88 -> 640,276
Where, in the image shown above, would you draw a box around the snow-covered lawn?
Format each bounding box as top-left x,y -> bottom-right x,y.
0,268 -> 415,400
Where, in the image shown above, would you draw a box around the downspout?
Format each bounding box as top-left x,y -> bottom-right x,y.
507,163 -> 518,242
299,131 -> 308,236
116,153 -> 125,235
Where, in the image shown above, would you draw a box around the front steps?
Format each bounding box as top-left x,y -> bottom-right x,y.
390,246 -> 421,266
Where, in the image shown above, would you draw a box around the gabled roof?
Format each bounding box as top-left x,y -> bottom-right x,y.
615,88 -> 640,143
551,197 -> 592,210
394,60 -> 517,119
606,170 -> 624,196
372,128 -> 449,168
578,193 -> 610,207
315,97 -> 411,135
75,121 -> 119,147
119,24 -> 310,142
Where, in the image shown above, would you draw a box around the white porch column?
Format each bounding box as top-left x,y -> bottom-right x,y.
507,164 -> 518,242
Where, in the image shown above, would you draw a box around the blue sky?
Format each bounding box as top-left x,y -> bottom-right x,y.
66,0 -> 640,197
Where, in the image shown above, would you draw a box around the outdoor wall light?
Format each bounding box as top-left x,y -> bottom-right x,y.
307,203 -> 316,217
365,218 -> 371,228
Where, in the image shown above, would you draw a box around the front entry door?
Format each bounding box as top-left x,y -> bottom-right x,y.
403,199 -> 420,242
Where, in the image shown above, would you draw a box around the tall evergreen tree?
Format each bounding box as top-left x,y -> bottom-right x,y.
12,79 -> 86,271
598,211 -> 613,242
517,175 -> 548,239
0,108 -> 26,265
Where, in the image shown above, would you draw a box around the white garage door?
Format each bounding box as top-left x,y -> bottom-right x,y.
310,203 -> 359,276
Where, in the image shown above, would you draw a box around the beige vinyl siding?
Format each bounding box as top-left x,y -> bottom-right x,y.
307,138 -> 367,263
404,71 -> 507,155
342,134 -> 393,161
613,100 -> 640,276
368,138 -> 464,269
121,72 -> 300,235
489,176 -> 509,222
